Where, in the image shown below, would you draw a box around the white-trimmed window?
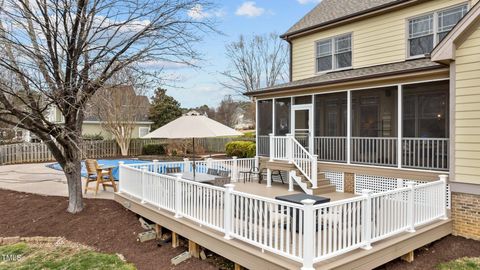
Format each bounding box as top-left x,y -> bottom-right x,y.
139,127 -> 150,137
316,33 -> 352,73
408,3 -> 468,57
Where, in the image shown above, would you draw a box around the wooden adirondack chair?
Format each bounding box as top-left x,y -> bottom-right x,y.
84,159 -> 117,195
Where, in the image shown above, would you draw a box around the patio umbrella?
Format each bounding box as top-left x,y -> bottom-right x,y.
142,111 -> 242,179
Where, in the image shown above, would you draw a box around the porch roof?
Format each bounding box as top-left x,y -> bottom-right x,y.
245,58 -> 447,97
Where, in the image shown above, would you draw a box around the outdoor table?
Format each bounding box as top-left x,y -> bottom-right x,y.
275,194 -> 330,232
174,172 -> 220,183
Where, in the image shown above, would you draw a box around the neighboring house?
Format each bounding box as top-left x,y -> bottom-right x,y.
46,85 -> 153,140
233,106 -> 255,130
246,0 -> 480,241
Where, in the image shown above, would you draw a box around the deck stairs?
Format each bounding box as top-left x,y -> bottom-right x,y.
264,159 -> 336,195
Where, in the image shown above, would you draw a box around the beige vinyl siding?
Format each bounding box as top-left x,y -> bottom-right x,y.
82,123 -> 151,139
291,0 -> 474,81
455,23 -> 480,184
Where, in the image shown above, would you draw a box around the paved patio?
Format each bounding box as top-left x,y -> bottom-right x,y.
0,163 -> 114,199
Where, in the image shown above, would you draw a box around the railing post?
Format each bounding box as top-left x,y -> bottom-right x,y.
439,175 -> 448,220
311,155 -> 318,189
361,189 -> 373,250
118,161 -> 124,193
286,133 -> 293,163
153,159 -> 159,174
254,155 -> 259,170
266,168 -> 272,188
406,181 -> 416,233
206,158 -> 212,170
224,184 -> 235,240
183,158 -> 190,172
269,133 -> 274,161
288,170 -> 295,192
301,199 -> 316,270
174,174 -> 182,218
232,156 -> 238,182
141,166 -> 147,204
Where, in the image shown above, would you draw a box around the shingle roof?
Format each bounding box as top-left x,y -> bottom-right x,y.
283,0 -> 406,38
246,59 -> 446,96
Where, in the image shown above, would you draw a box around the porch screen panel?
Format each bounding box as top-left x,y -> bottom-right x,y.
351,87 -> 398,166
257,99 -> 273,156
275,98 -> 291,136
402,80 -> 449,170
314,92 -> 347,162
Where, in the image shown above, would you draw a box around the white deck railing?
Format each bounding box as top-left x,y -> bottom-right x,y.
267,136 -> 449,171
119,161 -> 448,269
269,134 -> 318,189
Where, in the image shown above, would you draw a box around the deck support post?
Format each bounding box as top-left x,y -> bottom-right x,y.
172,232 -> 179,248
301,199 -> 316,270
361,189 -> 373,250
224,184 -> 235,240
234,263 -> 244,270
406,181 -> 416,233
311,155 -> 318,189
266,169 -> 272,188
269,133 -> 274,161
188,240 -> 200,258
232,156 -> 238,182
155,224 -> 163,239
401,250 -> 414,263
141,166 -> 147,204
254,156 -> 259,170
174,175 -> 182,218
439,175 -> 448,220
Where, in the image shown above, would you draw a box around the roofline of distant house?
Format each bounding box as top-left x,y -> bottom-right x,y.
245,63 -> 447,97
280,0 -> 420,40
83,120 -> 154,125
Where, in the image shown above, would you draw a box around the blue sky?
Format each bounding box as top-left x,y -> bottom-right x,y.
160,0 -> 320,108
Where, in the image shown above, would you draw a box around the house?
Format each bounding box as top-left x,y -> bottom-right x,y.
246,0 -> 480,242
115,1 -> 478,269
44,85 -> 153,141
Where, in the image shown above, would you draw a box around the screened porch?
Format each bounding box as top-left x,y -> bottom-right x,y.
256,80 -> 450,171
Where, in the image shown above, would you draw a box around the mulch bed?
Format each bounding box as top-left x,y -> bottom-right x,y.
0,189 -> 217,270
1,189 -> 479,270
377,234 -> 480,270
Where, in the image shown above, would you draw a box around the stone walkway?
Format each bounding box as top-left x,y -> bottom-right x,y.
0,163 -> 114,199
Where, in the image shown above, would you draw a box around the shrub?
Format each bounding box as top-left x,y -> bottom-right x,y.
225,141 -> 256,158
82,133 -> 104,141
142,144 -> 166,155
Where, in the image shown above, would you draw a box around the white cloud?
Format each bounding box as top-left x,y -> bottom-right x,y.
297,0 -> 322,4
188,4 -> 226,20
235,2 -> 265,17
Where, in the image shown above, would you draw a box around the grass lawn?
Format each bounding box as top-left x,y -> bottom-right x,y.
437,257 -> 480,270
0,241 -> 135,270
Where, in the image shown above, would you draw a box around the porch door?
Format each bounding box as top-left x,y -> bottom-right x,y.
292,105 -> 313,152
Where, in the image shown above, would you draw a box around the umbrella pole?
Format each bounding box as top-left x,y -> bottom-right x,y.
192,138 -> 195,180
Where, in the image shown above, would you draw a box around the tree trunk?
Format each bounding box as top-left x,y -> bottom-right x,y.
119,141 -> 129,156
64,159 -> 84,213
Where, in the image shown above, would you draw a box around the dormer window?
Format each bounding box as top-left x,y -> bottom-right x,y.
408,3 -> 468,58
316,33 -> 352,73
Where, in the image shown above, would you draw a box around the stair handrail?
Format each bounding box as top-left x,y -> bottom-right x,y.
287,134 -> 318,189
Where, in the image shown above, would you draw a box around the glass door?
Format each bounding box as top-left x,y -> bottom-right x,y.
292,105 -> 313,152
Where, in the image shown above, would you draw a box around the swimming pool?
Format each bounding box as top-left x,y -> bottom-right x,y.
46,159 -> 147,180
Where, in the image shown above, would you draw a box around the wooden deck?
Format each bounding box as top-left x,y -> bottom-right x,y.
115,188 -> 452,270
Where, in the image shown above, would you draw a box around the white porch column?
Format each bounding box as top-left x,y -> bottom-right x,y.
269,133 -> 274,161
272,98 -> 276,135
347,90 -> 352,164
266,168 -> 272,188
397,85 -> 403,168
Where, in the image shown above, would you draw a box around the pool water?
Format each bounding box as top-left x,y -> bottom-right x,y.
46,159 -> 147,180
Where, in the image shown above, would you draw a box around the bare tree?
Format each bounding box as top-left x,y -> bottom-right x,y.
0,0 -> 216,213
215,95 -> 239,128
89,83 -> 149,156
221,32 -> 289,95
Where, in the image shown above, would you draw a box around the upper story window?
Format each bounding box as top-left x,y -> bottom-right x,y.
408,3 -> 468,58
316,33 -> 352,73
